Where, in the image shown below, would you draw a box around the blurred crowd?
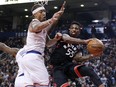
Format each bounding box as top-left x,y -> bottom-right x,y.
0,37 -> 23,87
0,30 -> 116,87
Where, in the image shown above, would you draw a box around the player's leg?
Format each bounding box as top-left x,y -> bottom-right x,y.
74,65 -> 105,87
64,64 -> 83,87
66,64 -> 104,87
52,66 -> 70,87
15,73 -> 25,87
21,53 -> 49,86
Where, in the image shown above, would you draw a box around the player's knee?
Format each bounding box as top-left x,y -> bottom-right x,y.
60,82 -> 70,87
87,67 -> 97,76
80,66 -> 95,77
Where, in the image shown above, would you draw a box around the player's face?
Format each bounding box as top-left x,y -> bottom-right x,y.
69,24 -> 80,37
35,9 -> 46,21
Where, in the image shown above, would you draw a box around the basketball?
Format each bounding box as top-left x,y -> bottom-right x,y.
87,38 -> 104,55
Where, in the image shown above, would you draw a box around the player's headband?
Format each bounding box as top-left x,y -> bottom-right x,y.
32,6 -> 45,15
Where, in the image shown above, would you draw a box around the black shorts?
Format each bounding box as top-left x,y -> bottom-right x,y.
52,62 -> 102,87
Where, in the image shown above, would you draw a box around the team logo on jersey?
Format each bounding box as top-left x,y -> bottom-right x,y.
63,44 -> 80,58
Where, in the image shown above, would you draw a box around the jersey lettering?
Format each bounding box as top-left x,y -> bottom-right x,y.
64,44 -> 79,58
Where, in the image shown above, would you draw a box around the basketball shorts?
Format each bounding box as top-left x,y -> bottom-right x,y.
15,73 -> 25,87
21,53 -> 49,86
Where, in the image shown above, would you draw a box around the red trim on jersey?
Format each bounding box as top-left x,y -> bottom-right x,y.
60,82 -> 70,87
74,65 -> 83,77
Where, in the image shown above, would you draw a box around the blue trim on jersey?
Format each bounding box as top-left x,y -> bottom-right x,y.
19,73 -> 24,77
26,50 -> 42,55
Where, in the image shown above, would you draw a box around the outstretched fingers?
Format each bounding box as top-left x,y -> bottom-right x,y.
60,1 -> 66,12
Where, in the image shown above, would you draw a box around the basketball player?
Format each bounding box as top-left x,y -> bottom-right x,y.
21,1 -> 66,87
0,32 -> 64,87
47,21 -> 105,87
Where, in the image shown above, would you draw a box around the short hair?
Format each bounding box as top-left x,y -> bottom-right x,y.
31,4 -> 42,13
70,21 -> 82,28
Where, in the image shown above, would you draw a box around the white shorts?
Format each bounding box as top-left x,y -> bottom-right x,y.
15,48 -> 26,87
21,53 -> 49,86
15,74 -> 25,87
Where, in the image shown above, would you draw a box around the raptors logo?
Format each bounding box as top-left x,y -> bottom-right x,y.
63,44 -> 81,58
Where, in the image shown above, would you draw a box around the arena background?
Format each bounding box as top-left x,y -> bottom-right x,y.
0,0 -> 116,87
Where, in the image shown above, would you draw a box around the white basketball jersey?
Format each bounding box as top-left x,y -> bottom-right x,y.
24,19 -> 51,56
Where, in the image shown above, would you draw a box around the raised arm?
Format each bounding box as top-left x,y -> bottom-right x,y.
47,1 -> 66,33
0,42 -> 19,57
30,1 -> 66,33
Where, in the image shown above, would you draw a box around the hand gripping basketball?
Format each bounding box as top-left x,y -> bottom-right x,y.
87,38 -> 105,55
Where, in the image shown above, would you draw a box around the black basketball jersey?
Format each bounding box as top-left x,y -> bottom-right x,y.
50,40 -> 82,66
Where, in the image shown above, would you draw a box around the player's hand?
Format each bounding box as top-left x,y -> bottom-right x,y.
91,51 -> 103,57
84,39 -> 93,44
60,1 -> 66,13
54,32 -> 62,41
52,11 -> 63,21
85,38 -> 99,44
52,1 -> 66,21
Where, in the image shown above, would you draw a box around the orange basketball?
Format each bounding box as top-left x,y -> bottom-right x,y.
87,38 -> 104,55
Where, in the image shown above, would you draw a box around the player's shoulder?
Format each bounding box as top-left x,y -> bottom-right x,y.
62,34 -> 70,41
30,18 -> 40,25
31,18 -> 40,23
30,19 -> 41,29
62,34 -> 70,37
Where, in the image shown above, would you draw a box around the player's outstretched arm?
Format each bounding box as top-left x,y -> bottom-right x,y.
46,32 -> 62,47
62,34 -> 91,44
48,1 -> 66,34
30,1 -> 66,33
0,42 -> 19,57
